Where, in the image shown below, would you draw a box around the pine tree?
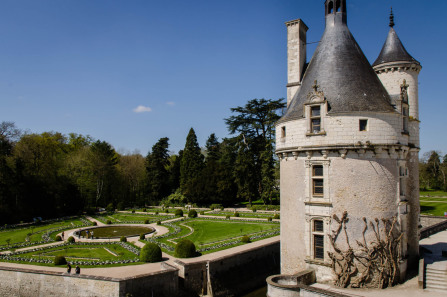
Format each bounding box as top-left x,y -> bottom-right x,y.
146,137 -> 170,205
180,128 -> 204,202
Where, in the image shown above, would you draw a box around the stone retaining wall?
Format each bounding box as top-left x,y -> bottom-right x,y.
174,238 -> 280,297
420,215 -> 447,229
0,262 -> 178,297
420,216 -> 447,240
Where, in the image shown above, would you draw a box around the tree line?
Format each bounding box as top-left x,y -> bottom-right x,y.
420,151 -> 447,191
0,98 -> 285,224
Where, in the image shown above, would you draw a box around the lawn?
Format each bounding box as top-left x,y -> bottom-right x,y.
205,211 -> 276,219
420,190 -> 447,197
183,220 -> 278,245
93,213 -> 171,224
1,242 -> 141,267
420,201 -> 447,217
0,218 -> 88,246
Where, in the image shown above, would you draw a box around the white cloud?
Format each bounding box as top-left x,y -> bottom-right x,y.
166,101 -> 175,106
133,105 -> 152,113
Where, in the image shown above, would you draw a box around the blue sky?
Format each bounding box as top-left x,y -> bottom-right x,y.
0,0 -> 445,156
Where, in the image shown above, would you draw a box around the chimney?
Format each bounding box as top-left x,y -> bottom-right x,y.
286,19 -> 308,108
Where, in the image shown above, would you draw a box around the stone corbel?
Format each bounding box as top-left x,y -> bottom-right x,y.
306,151 -> 313,160
374,147 -> 383,157
339,149 -> 347,159
357,149 -> 365,157
321,150 -> 328,159
282,152 -> 288,161
292,151 -> 299,160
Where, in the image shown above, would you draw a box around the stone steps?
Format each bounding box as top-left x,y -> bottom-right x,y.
425,266 -> 447,292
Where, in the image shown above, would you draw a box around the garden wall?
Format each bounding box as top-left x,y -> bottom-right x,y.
420,216 -> 447,240
0,262 -> 178,297
420,215 -> 447,229
174,238 -> 280,297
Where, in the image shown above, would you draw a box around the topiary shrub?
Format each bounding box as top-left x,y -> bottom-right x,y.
144,219 -> 150,224
234,212 -> 240,217
273,214 -> 280,220
157,221 -> 161,225
131,209 -> 135,213
199,211 -> 205,215
120,236 -> 127,242
143,208 -> 147,212
92,221 -> 97,226
226,215 -> 230,219
175,209 -> 183,217
220,206 -> 224,211
252,208 -> 257,213
54,255 -> 67,265
241,235 -> 251,243
55,235 -> 62,241
210,206 -> 214,210
155,211 -> 159,215
106,203 -> 114,212
267,217 -> 272,222
140,243 -> 162,263
165,209 -> 169,213
188,209 -> 197,218
140,234 -> 145,240
174,239 -> 196,258
106,220 -> 112,225
67,236 -> 75,243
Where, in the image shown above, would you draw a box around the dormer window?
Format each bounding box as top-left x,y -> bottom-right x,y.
311,106 -> 321,133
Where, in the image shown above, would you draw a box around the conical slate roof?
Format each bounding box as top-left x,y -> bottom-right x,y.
279,13 -> 395,123
372,27 -> 419,67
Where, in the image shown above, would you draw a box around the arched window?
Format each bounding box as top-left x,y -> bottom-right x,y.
336,0 -> 341,12
328,1 -> 334,14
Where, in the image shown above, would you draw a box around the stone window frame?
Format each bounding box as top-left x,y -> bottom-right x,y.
304,215 -> 331,265
305,159 -> 331,203
398,161 -> 408,198
281,126 -> 286,139
359,119 -> 368,132
304,100 -> 327,137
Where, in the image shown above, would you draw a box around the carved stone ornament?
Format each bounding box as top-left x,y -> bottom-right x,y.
400,79 -> 409,103
306,80 -> 326,102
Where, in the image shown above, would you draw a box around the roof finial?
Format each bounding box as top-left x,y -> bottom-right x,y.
389,7 -> 395,28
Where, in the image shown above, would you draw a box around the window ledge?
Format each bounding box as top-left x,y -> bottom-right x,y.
305,258 -> 332,267
304,201 -> 332,206
306,131 -> 326,137
401,131 -> 409,136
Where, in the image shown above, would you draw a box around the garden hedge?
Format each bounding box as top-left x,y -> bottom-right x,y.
174,239 -> 196,258
140,243 -> 162,263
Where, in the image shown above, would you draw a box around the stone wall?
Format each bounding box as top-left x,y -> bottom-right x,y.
0,263 -> 178,297
420,217 -> 447,240
420,215 -> 447,229
173,238 -> 280,297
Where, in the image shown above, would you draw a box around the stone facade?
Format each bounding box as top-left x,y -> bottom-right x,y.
274,0 -> 421,288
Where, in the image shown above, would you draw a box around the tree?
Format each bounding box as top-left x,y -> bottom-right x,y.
119,153 -> 146,206
146,137 -> 170,205
180,128 -> 204,203
88,140 -> 119,207
225,98 -> 285,204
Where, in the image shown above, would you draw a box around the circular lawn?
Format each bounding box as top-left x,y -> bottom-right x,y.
78,226 -> 155,239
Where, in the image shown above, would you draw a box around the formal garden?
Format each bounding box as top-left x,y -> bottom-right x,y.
0,209 -> 280,268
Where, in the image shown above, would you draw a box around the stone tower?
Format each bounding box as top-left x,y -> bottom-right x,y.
275,0 -> 420,286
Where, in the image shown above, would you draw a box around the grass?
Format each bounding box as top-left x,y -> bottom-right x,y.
79,226 -> 154,238
205,211 -> 275,219
179,220 -> 278,245
420,201 -> 447,217
4,243 -> 140,267
419,197 -> 447,202
420,190 -> 447,197
0,218 -> 87,246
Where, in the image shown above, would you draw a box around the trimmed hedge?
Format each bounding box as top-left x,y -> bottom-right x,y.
241,235 -> 251,243
174,239 -> 196,258
55,235 -> 62,241
188,209 -> 198,218
174,209 -> 183,217
273,214 -> 280,220
120,236 -> 127,242
54,255 -> 67,265
67,236 -> 75,243
140,243 -> 162,263
140,234 -> 145,240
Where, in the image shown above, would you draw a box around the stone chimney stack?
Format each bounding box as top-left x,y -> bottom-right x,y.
286,19 -> 308,107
